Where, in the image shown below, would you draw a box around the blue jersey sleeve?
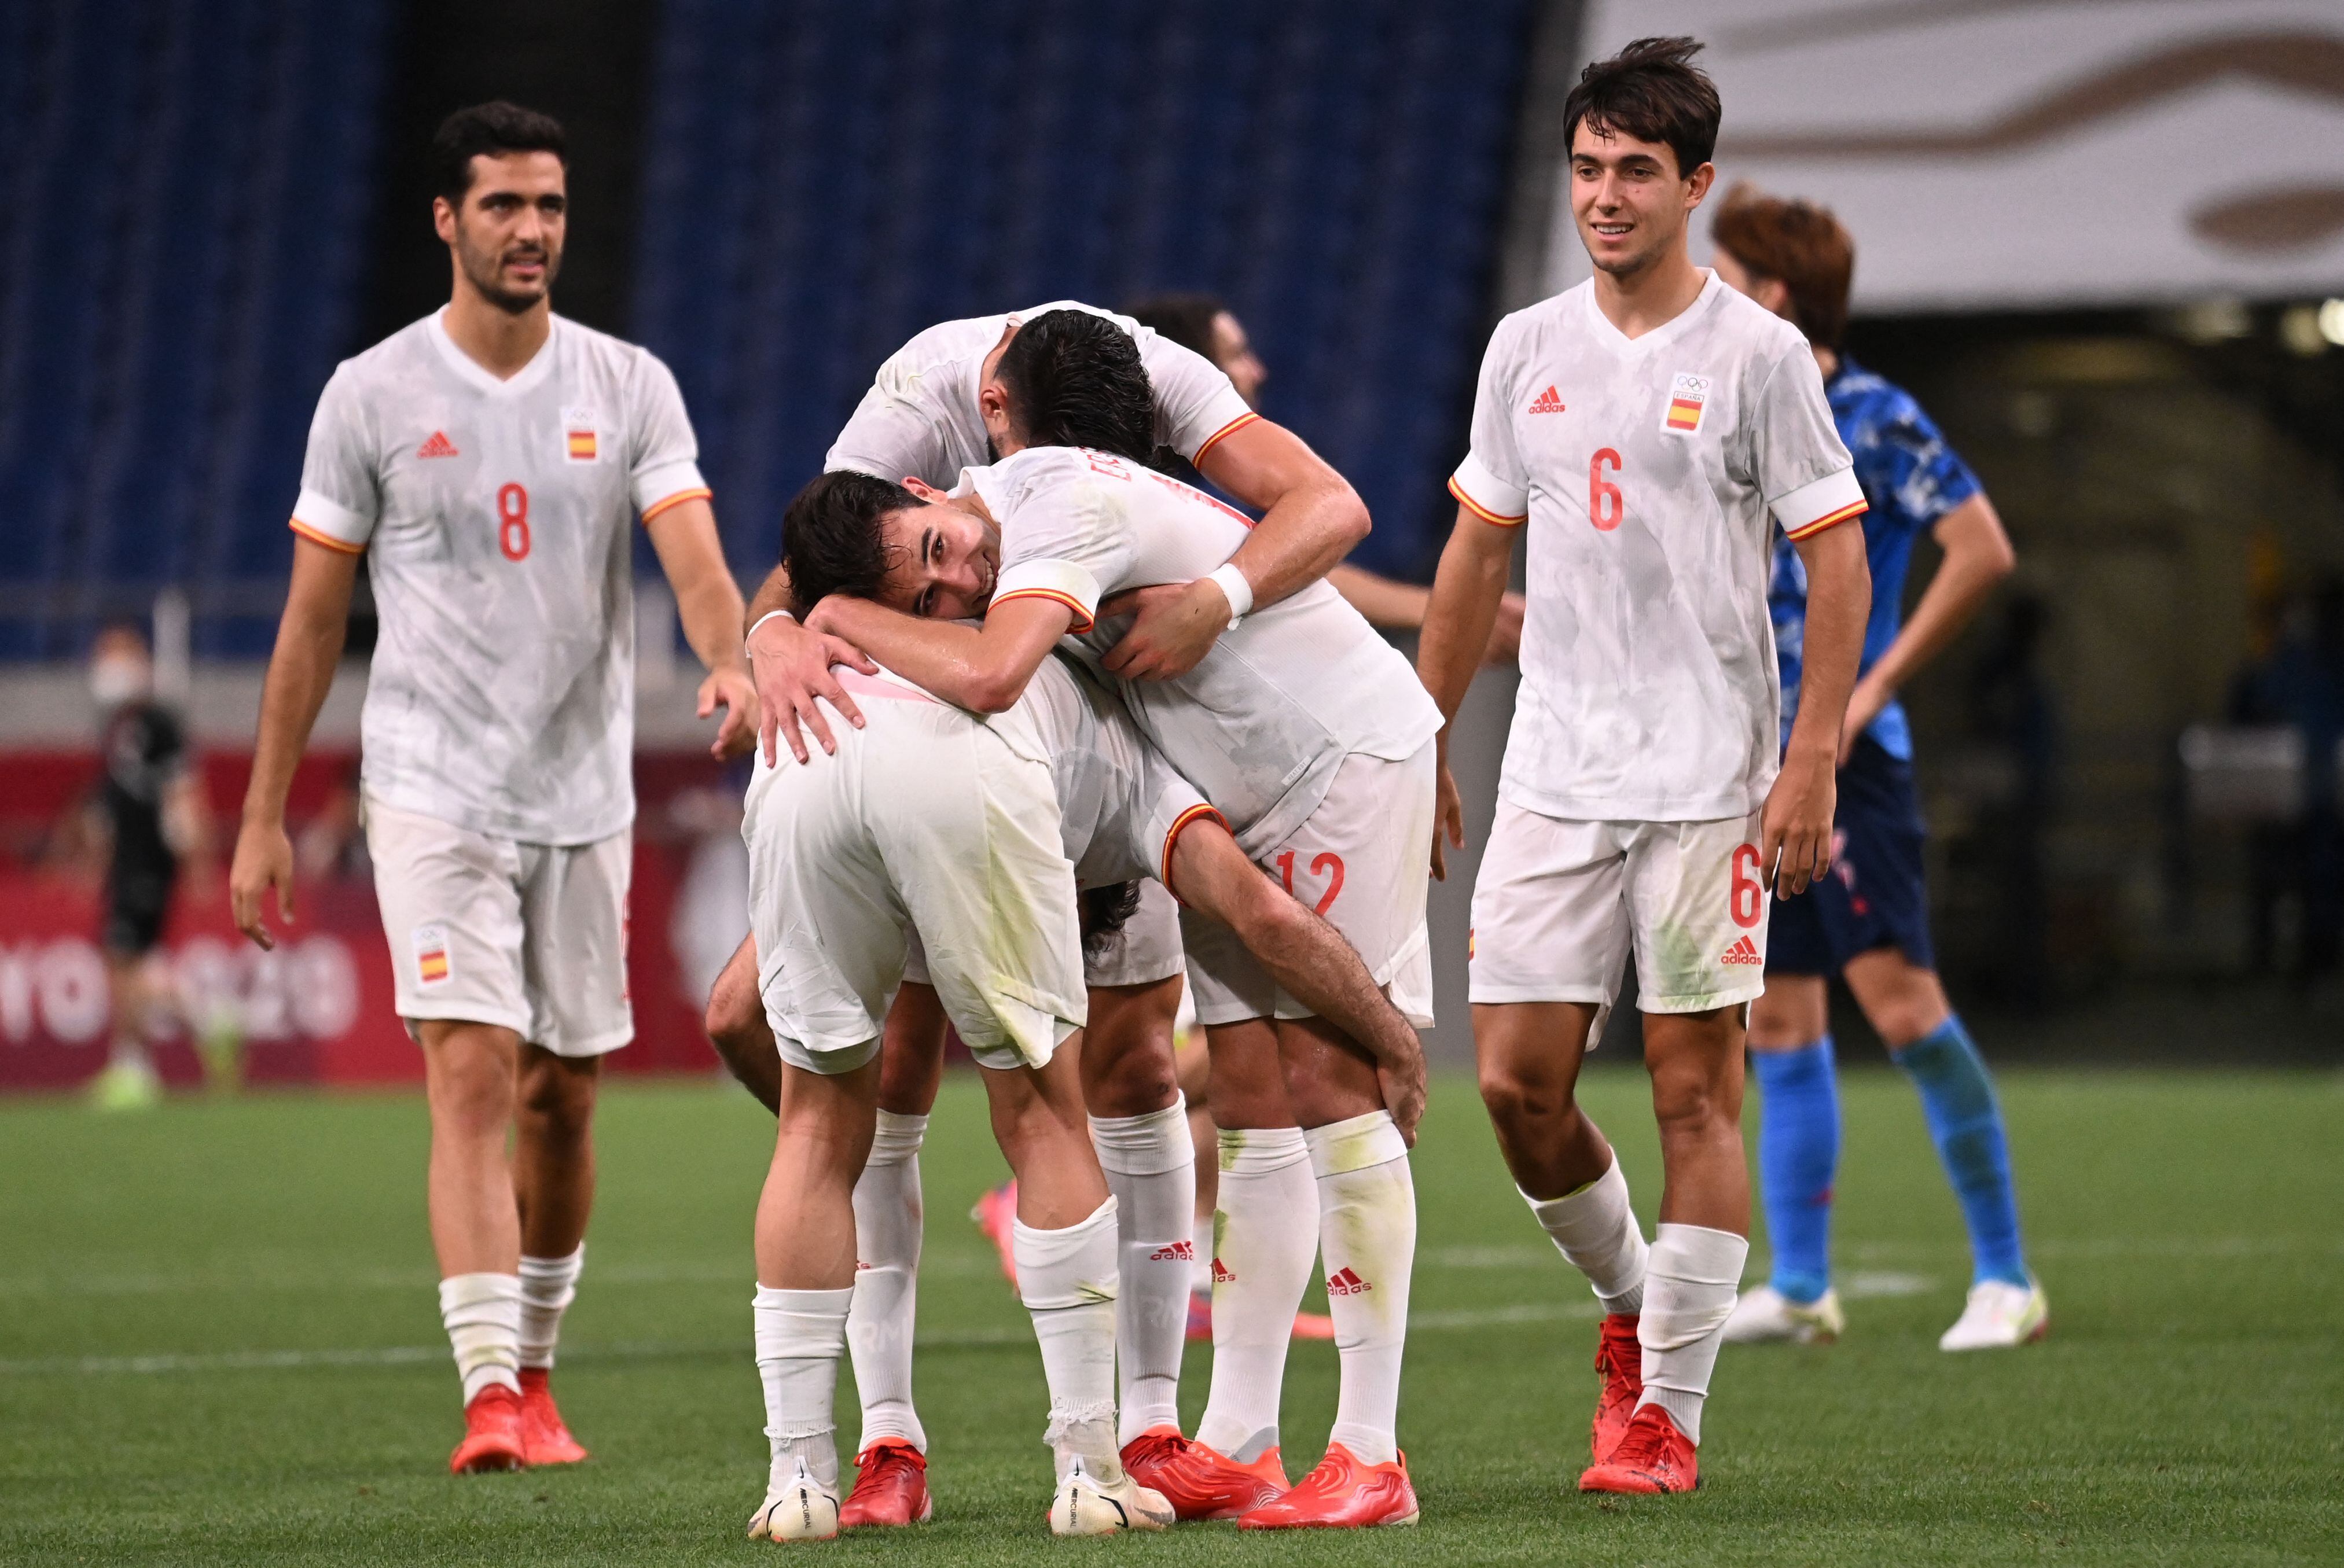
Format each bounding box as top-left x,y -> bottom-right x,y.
1851,385 -> 1980,533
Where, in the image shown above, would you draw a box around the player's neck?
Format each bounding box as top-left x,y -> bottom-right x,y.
1589,246 -> 1706,340
442,285 -> 553,380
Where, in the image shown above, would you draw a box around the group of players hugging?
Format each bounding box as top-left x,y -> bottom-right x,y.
227,35 -> 2048,1540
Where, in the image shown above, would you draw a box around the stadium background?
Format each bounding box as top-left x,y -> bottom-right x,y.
1,0 -> 2340,1092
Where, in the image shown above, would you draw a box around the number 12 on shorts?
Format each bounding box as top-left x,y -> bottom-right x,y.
1275,850 -> 1344,915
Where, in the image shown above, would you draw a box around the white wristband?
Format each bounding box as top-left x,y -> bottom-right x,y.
745,609 -> 795,657
1206,562 -> 1254,627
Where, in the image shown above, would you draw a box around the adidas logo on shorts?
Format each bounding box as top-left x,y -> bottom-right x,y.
1721,934 -> 1762,966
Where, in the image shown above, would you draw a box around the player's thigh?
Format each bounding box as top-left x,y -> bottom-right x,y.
518,828 -> 634,1061
1275,743 -> 1437,1028
1472,1000 -> 1601,1125
364,796 -> 532,1041
876,981 -> 949,1116
417,1017 -> 526,1132
1640,1004 -> 1747,1129
1840,947 -> 1953,1049
1200,1017 -> 1293,1128
515,1039 -> 600,1130
704,932 -> 762,1041
1277,1014 -> 1381,1127
1081,974 -> 1183,1118
1624,810 -> 1769,1016
1467,804 -> 1633,1010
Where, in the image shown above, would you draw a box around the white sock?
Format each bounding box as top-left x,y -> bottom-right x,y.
1307,1111 -> 1416,1466
1195,1126 -> 1316,1461
1634,1223 -> 1748,1445
1191,1209 -> 1215,1298
1522,1155 -> 1648,1316
1015,1197 -> 1122,1481
517,1244 -> 585,1370
848,1110 -> 927,1455
439,1272 -> 522,1404
1089,1098 -> 1195,1445
754,1284 -> 854,1492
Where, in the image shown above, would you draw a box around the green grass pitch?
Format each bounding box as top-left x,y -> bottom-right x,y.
2,1066 -> 2338,1565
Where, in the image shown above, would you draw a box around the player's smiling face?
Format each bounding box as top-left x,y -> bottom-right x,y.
1569,124 -> 1711,281
436,151 -> 567,314
878,482 -> 1000,621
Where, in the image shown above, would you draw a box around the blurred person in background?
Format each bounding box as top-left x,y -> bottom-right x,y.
86,622 -> 212,1111
1125,290 -> 1520,1341
2226,576 -> 2344,982
229,101 -> 755,1478
1707,185 -> 2047,1352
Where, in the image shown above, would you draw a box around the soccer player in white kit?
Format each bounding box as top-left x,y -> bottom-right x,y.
1416,39 -> 1872,1496
227,103 -> 758,1475
705,301 -> 1372,1523
783,325 -> 1438,1529
739,644 -> 1426,1539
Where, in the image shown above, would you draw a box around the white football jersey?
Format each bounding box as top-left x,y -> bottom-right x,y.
971,446 -> 1442,855
825,301 -> 1256,487
1450,274 -> 1865,823
291,310 -> 710,844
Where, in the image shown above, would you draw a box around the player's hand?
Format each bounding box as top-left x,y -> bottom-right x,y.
1760,750 -> 1836,897
228,817 -> 296,951
699,665 -> 760,761
1430,757 -> 1465,881
1482,590 -> 1527,667
749,610 -> 876,767
1377,1050 -> 1427,1147
1837,673 -> 1889,767
1098,579 -> 1228,681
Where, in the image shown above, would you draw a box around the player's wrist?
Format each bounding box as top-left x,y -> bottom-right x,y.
1204,562 -> 1253,628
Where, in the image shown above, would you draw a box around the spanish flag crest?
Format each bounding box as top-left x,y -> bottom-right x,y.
1662,370 -> 1710,435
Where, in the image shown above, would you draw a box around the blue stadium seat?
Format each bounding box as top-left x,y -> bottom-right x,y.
632,0 -> 1533,586
0,0 -> 390,659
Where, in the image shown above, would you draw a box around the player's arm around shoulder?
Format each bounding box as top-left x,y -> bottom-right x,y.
805,593 -> 1074,717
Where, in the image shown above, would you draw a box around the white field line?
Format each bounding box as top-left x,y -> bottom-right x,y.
3,1233 -> 2331,1303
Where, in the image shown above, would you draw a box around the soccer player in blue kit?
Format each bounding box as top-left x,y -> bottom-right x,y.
1707,186 -> 2048,1351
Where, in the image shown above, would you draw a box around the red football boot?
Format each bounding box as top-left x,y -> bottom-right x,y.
969,1181 -> 1019,1289
1590,1312 -> 1643,1463
838,1439 -> 933,1526
1578,1404 -> 1698,1494
517,1368 -> 588,1465
1119,1427 -> 1287,1520
448,1383 -> 527,1474
1236,1443 -> 1417,1529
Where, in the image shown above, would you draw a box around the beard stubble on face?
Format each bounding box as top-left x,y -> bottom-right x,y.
457,223 -> 560,315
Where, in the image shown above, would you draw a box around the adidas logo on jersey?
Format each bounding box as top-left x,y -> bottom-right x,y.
1212,1258 -> 1236,1284
1721,934 -> 1762,966
416,430 -> 459,458
1327,1267 -> 1372,1297
1527,385 -> 1566,414
1149,1241 -> 1196,1264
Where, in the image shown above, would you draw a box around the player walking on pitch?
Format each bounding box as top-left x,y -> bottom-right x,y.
1707,186 -> 2045,1352
1416,38 -> 1871,1495
228,102 -> 756,1474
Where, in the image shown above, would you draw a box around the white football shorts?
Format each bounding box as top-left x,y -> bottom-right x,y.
1181,740 -> 1436,1029
908,875 -> 1184,993
1468,802 -> 1770,1017
363,796 -> 633,1057
744,690 -> 1087,1076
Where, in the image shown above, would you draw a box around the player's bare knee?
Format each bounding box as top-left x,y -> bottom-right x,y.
519,1054 -> 597,1133
1647,1060 -> 1736,1139
1476,1058 -> 1573,1133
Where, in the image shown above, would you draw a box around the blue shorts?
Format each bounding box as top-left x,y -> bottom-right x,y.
1766,737 -> 1935,976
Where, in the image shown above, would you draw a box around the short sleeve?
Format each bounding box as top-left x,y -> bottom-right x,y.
1870,392 -> 1981,531
1755,349 -> 1866,539
1137,336 -> 1257,466
1139,744 -> 1228,903
982,456 -> 1136,635
826,368 -> 957,487
1447,325 -> 1530,525
289,366 -> 380,554
628,351 -> 711,521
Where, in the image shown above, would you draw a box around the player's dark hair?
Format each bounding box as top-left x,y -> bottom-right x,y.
778,470 -> 921,614
433,101 -> 568,205
1078,881 -> 1144,961
994,310 -> 1157,465
1125,293 -> 1226,362
1711,183 -> 1854,350
1562,36 -> 1720,179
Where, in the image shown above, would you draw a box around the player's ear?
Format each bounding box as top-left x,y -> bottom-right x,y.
432,196 -> 458,245
901,477 -> 947,503
1685,161 -> 1716,207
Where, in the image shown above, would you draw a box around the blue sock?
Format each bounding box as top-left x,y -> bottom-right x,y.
1751,1037 -> 1839,1305
1891,1015 -> 2029,1288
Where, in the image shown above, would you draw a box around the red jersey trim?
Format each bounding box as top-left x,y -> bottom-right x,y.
288,517 -> 365,555
1783,498 -> 1868,540
1447,476 -> 1527,527
990,586 -> 1096,634
640,485 -> 714,525
1191,411 -> 1262,470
